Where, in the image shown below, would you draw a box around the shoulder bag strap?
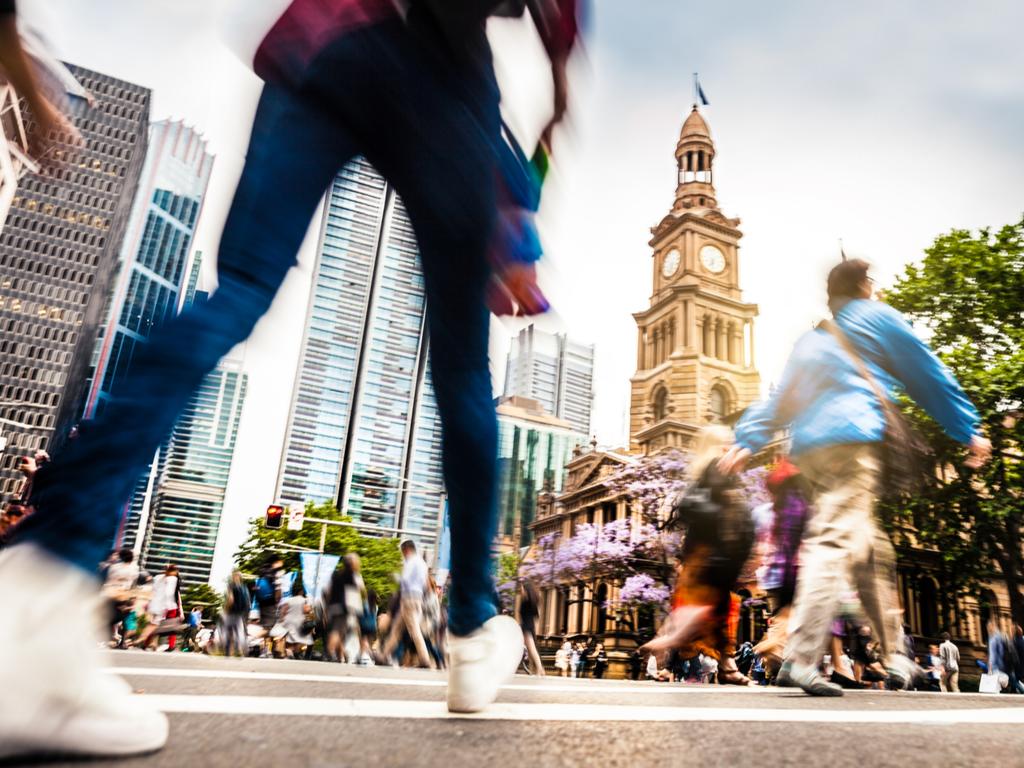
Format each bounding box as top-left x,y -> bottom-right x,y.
820,319 -> 896,423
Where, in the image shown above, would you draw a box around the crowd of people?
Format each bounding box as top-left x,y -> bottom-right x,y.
552,639 -> 609,679
98,540 -> 452,670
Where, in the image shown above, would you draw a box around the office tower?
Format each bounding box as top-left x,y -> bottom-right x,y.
0,65 -> 149,500
138,358 -> 248,585
83,120 -> 213,418
496,395 -> 586,551
116,250 -> 208,553
0,75 -> 32,232
502,324 -> 595,437
276,158 -> 445,549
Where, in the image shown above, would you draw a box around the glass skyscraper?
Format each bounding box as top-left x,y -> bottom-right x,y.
502,324 -> 596,437
496,396 -> 587,550
276,158 -> 445,548
83,120 -> 213,418
138,358 -> 248,585
0,64 -> 149,500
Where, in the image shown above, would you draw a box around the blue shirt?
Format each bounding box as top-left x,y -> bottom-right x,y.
735,299 -> 979,456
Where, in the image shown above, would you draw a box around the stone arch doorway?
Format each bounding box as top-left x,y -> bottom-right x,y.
594,583 -> 608,637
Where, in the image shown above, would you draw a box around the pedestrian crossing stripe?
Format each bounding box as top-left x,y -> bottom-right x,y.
110,667 -> 770,694
138,694 -> 1024,724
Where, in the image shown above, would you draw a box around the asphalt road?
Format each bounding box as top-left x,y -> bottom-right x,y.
13,651 -> 1024,768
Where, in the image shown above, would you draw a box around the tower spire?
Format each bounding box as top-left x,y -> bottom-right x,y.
673,105 -> 717,212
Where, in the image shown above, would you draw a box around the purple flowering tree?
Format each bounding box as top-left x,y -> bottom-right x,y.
517,448 -> 771,637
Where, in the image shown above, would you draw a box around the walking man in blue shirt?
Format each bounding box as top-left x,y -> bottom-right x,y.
719,259 -> 991,696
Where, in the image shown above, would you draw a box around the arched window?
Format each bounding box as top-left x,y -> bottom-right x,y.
653,388 -> 668,422
709,385 -> 728,422
917,576 -> 939,637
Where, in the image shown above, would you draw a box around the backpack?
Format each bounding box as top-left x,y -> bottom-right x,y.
255,576 -> 276,607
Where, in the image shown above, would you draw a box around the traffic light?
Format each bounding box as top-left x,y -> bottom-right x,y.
265,504 -> 284,529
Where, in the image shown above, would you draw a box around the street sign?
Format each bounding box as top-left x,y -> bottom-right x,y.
287,502 -> 305,531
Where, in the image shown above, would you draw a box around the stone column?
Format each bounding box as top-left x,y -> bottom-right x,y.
748,321 -> 756,368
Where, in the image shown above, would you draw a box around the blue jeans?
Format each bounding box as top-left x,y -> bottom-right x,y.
21,21 -> 500,637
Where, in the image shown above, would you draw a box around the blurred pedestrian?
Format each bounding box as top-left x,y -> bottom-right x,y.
518,580 -> 545,676
326,553 -> 365,663
382,541 -> 436,669
722,258 -> 991,696
939,632 -> 960,693
359,589 -> 379,665
628,649 -> 642,681
254,558 -> 284,656
1014,625 -> 1024,694
223,570 -> 251,658
555,640 -> 571,678
139,564 -> 183,652
3,2 -> 583,746
183,606 -> 203,652
270,581 -> 315,658
593,644 -> 609,679
100,547 -> 138,647
643,426 -> 756,686
752,459 -> 810,674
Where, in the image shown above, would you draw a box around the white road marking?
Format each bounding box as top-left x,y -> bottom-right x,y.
109,667 -> 770,695
140,694 -> 1024,724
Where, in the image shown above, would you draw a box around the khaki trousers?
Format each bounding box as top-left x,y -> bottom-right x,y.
383,596 -> 436,669
786,443 -> 902,669
940,670 -> 959,693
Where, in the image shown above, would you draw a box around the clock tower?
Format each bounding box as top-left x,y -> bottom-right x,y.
630,105 -> 761,453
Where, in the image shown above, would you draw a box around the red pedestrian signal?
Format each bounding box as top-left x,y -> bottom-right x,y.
265,504 -> 284,529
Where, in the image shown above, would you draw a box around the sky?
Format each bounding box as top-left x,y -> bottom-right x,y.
33,0 -> 1024,585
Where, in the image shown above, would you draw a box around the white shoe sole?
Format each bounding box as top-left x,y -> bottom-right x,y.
447,616 -> 524,713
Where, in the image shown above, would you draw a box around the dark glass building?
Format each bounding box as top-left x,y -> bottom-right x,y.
0,64 -> 150,500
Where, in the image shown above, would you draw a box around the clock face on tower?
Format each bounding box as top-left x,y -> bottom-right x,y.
700,244 -> 726,274
662,248 -> 681,278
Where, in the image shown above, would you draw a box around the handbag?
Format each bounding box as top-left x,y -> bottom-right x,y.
979,672 -> 1004,694
821,319 -> 930,496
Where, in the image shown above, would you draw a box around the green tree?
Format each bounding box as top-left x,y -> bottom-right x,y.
233,500 -> 403,602
181,583 -> 223,618
496,551 -> 522,611
881,216 -> 1024,628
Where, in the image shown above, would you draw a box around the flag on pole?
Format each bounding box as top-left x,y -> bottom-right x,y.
694,73 -> 710,106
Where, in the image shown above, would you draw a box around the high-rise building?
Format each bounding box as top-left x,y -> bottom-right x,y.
0,75 -> 33,233
502,324 -> 595,437
137,358 -> 248,585
83,120 -> 213,418
496,395 -> 586,552
0,64 -> 150,500
116,250 -> 208,553
276,158 -> 445,549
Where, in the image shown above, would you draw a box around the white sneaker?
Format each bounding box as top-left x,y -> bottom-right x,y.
0,544 -> 169,760
446,615 -> 523,713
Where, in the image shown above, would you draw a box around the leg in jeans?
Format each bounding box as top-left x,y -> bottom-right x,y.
16,84 -> 354,572
786,444 -> 882,669
331,22 -> 502,638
